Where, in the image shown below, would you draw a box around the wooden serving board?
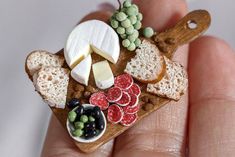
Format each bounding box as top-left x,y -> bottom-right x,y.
46,10 -> 210,153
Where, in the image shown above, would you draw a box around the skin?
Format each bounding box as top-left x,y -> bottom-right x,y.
41,0 -> 235,156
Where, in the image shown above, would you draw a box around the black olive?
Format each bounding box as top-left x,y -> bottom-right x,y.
67,98 -> 80,109
84,129 -> 97,139
84,109 -> 92,116
75,106 -> 84,117
92,106 -> 102,118
93,106 -> 101,112
96,117 -> 105,130
90,130 -> 97,136
84,122 -> 96,131
75,115 -> 81,122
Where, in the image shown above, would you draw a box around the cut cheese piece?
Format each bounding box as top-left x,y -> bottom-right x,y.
71,55 -> 92,86
92,60 -> 114,89
64,20 -> 120,68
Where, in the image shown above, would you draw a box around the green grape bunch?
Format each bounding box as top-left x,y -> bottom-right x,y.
110,0 -> 143,51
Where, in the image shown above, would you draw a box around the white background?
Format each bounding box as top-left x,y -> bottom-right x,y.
0,0 -> 234,157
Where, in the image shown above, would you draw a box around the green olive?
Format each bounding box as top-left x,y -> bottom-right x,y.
89,116 -> 95,122
74,121 -> 84,129
80,115 -> 88,123
68,111 -> 77,122
73,129 -> 83,137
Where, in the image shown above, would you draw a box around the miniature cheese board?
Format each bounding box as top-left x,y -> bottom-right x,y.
25,0 -> 211,153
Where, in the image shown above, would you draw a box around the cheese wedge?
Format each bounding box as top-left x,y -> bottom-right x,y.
71,55 -> 92,86
92,60 -> 114,89
64,20 -> 120,68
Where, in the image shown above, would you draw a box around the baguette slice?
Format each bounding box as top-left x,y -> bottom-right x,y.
147,56 -> 188,101
33,66 -> 70,109
26,50 -> 64,76
124,39 -> 165,83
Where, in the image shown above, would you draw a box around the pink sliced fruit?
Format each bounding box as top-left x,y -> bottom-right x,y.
89,92 -> 109,110
107,104 -> 124,124
116,91 -> 131,106
114,73 -> 133,90
107,87 -> 122,102
127,93 -> 139,108
126,83 -> 141,97
123,103 -> 140,114
120,113 -> 138,126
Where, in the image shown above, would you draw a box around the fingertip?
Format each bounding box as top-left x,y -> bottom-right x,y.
190,35 -> 234,55
189,35 -> 235,104
133,0 -> 188,31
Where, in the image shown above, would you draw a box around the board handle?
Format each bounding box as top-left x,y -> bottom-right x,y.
154,10 -> 211,58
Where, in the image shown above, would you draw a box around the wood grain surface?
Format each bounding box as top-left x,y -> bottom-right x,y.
33,10 -> 211,153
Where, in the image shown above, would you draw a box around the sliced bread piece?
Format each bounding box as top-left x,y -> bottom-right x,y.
124,39 -> 166,83
147,56 -> 188,101
33,66 -> 70,109
26,50 -> 64,76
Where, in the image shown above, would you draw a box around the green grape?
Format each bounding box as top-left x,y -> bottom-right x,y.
110,19 -> 119,28
122,39 -> 131,48
120,34 -> 127,39
120,7 -> 126,13
129,15 -> 137,25
121,19 -> 131,28
127,43 -> 136,51
127,30 -> 139,42
126,6 -> 137,16
128,34 -> 137,42
117,27 -> 125,35
132,29 -> 139,38
134,38 -> 141,47
137,13 -> 143,21
143,27 -> 154,38
126,25 -> 134,35
123,0 -> 132,8
116,12 -> 127,21
132,4 -> 139,13
134,21 -> 142,30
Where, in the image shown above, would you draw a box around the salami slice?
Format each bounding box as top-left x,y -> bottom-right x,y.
114,73 -> 133,90
126,83 -> 141,97
127,93 -> 139,108
123,103 -> 140,114
107,104 -> 124,124
116,91 -> 131,106
89,92 -> 109,110
120,113 -> 138,126
107,87 -> 122,102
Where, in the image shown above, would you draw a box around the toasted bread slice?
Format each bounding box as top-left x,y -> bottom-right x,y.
26,50 -> 64,76
124,40 -> 166,83
147,56 -> 188,101
33,66 -> 70,109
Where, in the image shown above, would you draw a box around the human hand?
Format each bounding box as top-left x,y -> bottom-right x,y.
41,0 -> 235,157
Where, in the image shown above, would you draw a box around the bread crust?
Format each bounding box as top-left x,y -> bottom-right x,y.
129,56 -> 166,84
25,50 -> 69,108
125,39 -> 167,84
147,56 -> 188,101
